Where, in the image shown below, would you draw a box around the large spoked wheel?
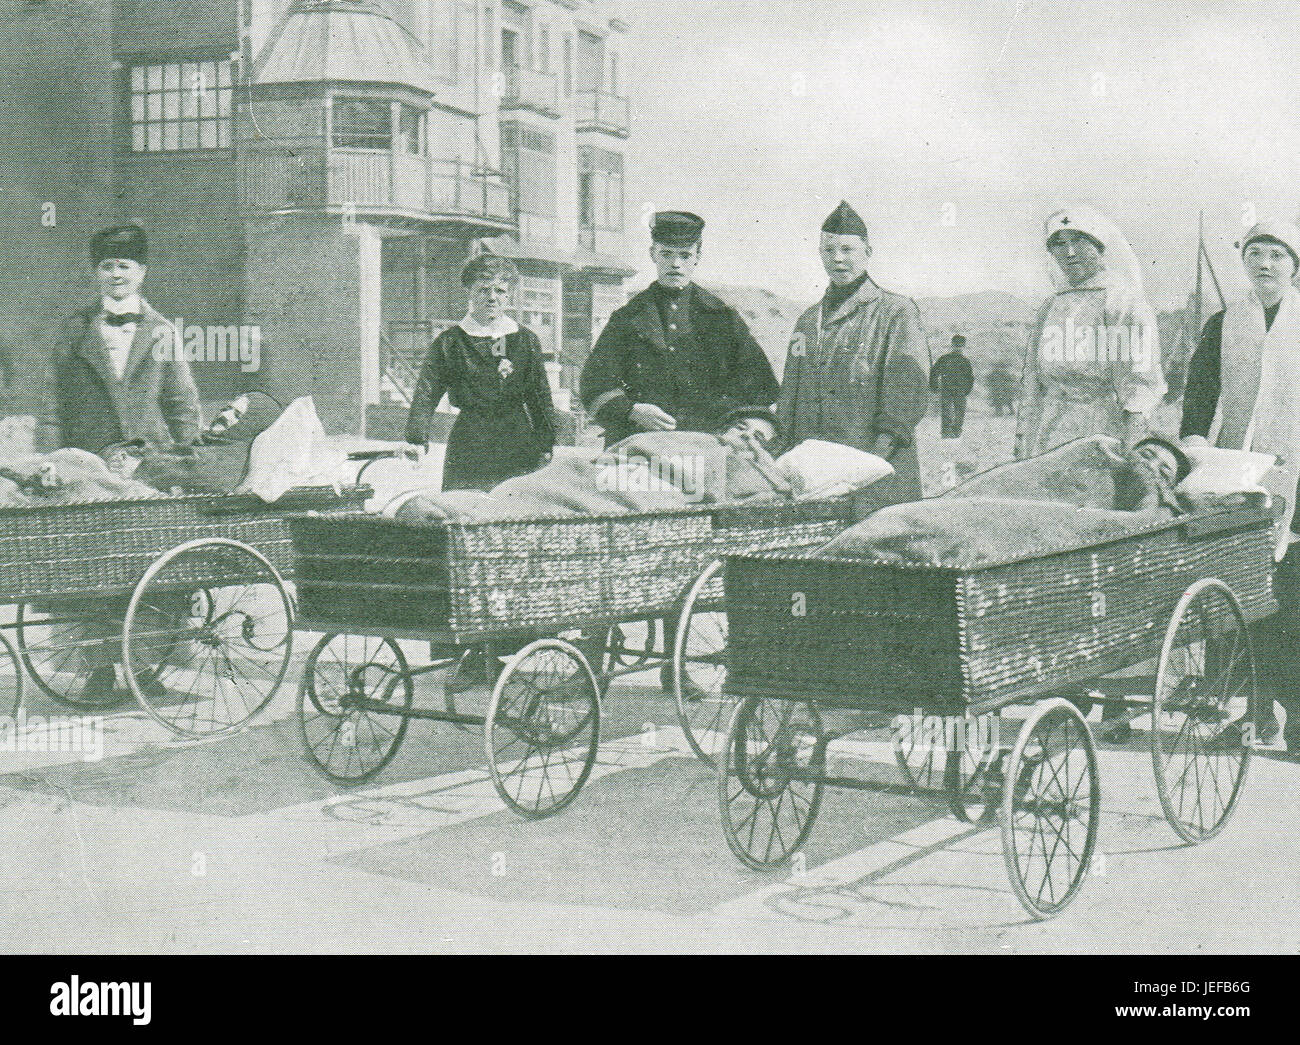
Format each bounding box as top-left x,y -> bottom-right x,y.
1000,697 -> 1100,919
0,629 -> 23,719
298,633 -> 414,786
15,602 -> 133,709
485,639 -> 601,819
122,539 -> 294,739
719,695 -> 826,870
1151,578 -> 1254,844
673,560 -> 732,766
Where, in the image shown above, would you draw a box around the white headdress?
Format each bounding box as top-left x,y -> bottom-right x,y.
1043,204 -> 1146,294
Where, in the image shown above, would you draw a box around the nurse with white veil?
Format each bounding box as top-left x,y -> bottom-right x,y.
1015,205 -> 1165,459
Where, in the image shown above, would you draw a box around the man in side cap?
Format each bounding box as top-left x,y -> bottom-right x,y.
35,224 -> 202,455
1181,217 -> 1300,756
777,201 -> 931,504
580,211 -> 778,446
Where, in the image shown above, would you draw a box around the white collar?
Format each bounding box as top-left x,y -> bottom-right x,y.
101,294 -> 143,316
458,313 -> 518,338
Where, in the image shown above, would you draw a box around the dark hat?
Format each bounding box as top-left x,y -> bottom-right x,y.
651,211 -> 705,248
951,335 -> 966,348
718,405 -> 782,440
91,224 -> 148,265
1132,435 -> 1192,485
821,200 -> 869,239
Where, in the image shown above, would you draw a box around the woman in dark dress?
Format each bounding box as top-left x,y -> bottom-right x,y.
405,254 -> 556,491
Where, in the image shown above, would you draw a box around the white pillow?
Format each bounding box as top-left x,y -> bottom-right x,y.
1177,444 -> 1276,499
776,439 -> 895,500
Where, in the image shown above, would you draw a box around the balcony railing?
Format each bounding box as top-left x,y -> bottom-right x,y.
501,64 -> 560,116
575,90 -> 630,137
240,139 -> 516,231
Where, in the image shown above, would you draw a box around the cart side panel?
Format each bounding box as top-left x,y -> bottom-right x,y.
0,492 -> 367,603
725,555 -> 967,715
289,514 -> 453,632
959,514 -> 1276,706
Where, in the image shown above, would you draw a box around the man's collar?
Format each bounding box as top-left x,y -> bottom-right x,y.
823,274 -> 881,321
101,294 -> 142,316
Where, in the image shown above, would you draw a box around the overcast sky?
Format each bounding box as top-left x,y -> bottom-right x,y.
622,0 -> 1300,309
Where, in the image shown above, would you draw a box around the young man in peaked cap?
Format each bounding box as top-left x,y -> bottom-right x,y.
580,211 -> 779,446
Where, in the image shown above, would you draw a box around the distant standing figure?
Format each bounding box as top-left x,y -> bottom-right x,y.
405,253 -> 556,492
931,334 -> 975,438
777,201 -> 931,505
986,363 -> 1018,416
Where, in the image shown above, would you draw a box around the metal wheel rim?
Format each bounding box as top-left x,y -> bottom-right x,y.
484,639 -> 601,819
15,603 -> 132,709
1000,698 -> 1099,919
718,696 -> 825,871
123,538 -> 294,739
673,559 -> 732,767
1151,578 -> 1254,844
297,633 -> 413,786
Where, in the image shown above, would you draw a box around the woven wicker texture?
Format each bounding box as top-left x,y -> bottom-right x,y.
725,506 -> 1277,714
290,496 -> 858,639
0,488 -> 368,602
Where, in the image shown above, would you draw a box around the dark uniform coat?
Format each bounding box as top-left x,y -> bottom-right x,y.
34,301 -> 202,454
579,284 -> 779,446
777,278 -> 931,504
406,323 -> 556,492
930,351 -> 974,397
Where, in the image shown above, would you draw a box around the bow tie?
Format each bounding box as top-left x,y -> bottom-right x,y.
102,312 -> 142,327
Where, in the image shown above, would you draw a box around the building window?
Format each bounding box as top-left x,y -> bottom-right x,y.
397,105 -> 425,155
563,35 -> 573,96
501,121 -> 557,240
333,98 -> 392,149
518,277 -> 559,359
538,27 -> 550,73
130,59 -> 233,152
457,2 -> 476,78
578,145 -> 624,232
609,53 -> 620,94
427,0 -> 457,80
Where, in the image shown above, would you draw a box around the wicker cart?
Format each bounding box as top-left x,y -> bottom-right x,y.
716,504 -> 1277,918
0,484 -> 367,738
286,494 -> 864,817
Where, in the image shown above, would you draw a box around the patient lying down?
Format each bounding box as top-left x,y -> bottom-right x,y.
386,408 -> 853,525
816,435 -> 1260,568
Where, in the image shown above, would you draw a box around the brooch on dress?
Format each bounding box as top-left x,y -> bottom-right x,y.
497,357 -> 514,380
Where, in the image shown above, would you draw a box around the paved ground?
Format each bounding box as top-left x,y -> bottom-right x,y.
1,646 -> 1297,954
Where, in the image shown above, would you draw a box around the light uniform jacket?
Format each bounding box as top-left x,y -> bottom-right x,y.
35,301 -> 202,454
777,278 -> 931,504
1015,272 -> 1164,459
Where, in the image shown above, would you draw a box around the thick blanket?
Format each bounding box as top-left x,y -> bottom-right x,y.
815,436 -> 1178,568
816,497 -> 1161,568
388,431 -> 789,526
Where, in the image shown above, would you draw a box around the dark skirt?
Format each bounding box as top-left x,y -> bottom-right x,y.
442,407 -> 546,492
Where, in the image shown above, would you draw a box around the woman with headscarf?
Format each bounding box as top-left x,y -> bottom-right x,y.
1015,205 -> 1165,460
405,253 -> 556,492
1180,219 -> 1300,756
